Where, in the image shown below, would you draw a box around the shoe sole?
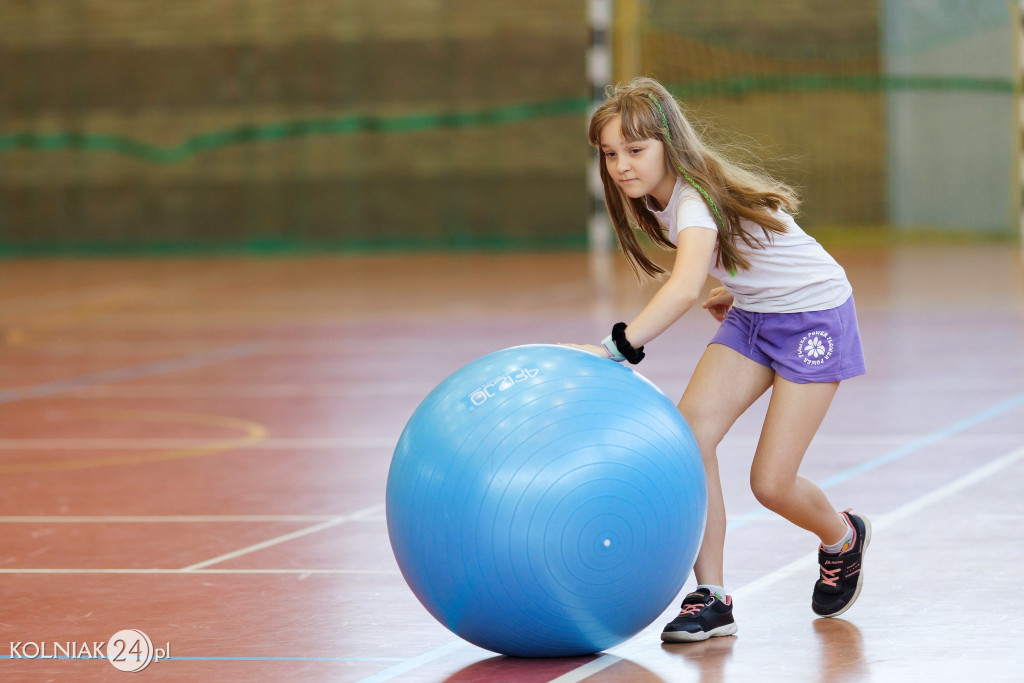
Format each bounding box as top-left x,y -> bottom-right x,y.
660,622 -> 738,643
816,514 -> 872,619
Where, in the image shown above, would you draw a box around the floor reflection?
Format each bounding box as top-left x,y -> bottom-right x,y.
655,617 -> 867,681
661,635 -> 737,683
814,618 -> 868,682
443,653 -> 662,682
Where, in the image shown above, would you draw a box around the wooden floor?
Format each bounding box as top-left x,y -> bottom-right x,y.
1,244 -> 1023,681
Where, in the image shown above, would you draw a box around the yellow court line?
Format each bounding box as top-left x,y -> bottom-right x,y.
4,289 -> 149,348
0,408 -> 267,475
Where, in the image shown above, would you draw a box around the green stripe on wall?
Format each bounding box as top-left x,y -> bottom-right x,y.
0,234 -> 590,258
0,98 -> 592,164
668,73 -> 1018,99
1,73 -> 1016,165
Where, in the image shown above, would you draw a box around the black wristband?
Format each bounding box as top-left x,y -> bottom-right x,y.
611,322 -> 645,364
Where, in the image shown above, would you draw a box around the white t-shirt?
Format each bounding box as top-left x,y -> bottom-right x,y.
647,177 -> 852,313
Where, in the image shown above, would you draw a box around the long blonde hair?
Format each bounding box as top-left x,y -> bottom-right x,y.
589,77 -> 799,279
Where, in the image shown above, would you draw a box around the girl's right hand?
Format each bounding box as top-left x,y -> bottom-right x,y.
702,286 -> 734,322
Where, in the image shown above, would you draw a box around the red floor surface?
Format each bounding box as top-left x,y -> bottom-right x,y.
1,247 -> 1023,681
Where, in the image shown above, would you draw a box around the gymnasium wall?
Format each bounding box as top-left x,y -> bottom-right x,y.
641,0 -> 886,229
642,0 -> 1019,235
0,1 -> 1018,254
0,1 -> 589,253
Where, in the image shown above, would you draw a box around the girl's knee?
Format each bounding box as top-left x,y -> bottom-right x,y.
679,409 -> 728,453
749,472 -> 793,511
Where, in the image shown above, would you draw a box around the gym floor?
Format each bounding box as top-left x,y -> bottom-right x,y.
1,244 -> 1022,681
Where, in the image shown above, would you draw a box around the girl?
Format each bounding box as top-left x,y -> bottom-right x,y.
567,77 -> 869,642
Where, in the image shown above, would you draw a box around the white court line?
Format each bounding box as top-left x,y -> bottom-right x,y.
1,435 -> 1018,451
181,503 -> 384,571
0,568 -> 399,575
356,641 -> 468,683
358,442 -> 1024,683
0,437 -> 395,449
0,515 -> 380,523
547,655 -> 623,683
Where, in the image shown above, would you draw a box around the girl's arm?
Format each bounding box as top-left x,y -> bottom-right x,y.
621,226 -> 718,347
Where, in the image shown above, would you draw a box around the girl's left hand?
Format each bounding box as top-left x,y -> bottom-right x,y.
558,343 -> 607,357
702,286 -> 735,323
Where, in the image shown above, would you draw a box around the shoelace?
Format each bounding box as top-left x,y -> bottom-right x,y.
819,566 -> 841,587
677,601 -> 706,616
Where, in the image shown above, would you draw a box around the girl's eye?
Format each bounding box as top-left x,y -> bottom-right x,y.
630,148 -> 643,154
604,152 -> 616,158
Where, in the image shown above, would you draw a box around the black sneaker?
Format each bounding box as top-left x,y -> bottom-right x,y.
812,509 -> 871,618
661,588 -> 738,642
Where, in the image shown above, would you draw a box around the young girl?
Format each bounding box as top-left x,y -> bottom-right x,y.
567,77 -> 869,642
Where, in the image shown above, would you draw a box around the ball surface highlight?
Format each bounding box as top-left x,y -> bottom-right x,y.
386,345 -> 707,657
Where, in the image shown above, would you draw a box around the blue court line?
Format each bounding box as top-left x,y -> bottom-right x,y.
0,343 -> 261,404
174,656 -> 404,662
726,388 -> 1024,532
817,390 -> 1024,489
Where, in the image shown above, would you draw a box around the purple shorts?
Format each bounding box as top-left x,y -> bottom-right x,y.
709,296 -> 866,384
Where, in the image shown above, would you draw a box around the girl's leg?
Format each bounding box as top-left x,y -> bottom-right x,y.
678,344 -> 775,587
748,375 -> 848,544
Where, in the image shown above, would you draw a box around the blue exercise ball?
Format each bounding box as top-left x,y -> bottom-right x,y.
386,345 -> 707,657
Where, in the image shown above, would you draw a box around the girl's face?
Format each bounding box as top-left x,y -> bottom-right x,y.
599,115 -> 676,210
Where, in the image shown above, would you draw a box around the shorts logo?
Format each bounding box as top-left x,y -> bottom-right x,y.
797,331 -> 834,366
